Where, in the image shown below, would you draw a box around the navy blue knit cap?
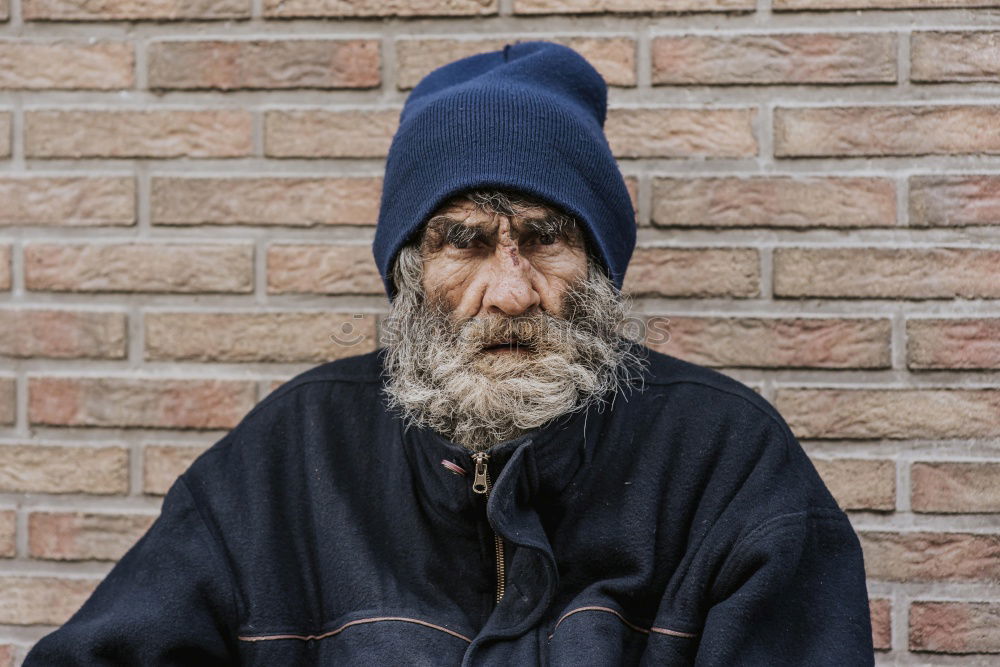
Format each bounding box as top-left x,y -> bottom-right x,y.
373,40 -> 635,300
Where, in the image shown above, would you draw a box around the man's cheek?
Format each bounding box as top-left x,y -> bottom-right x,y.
427,271 -> 484,313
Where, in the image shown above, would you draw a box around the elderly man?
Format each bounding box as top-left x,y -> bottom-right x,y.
26,42 -> 873,665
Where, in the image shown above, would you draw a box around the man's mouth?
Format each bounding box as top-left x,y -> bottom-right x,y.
482,340 -> 533,353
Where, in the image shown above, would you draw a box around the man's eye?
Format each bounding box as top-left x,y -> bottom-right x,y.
538,233 -> 557,245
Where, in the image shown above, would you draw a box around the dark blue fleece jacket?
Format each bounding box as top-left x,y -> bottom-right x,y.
25,345 -> 874,666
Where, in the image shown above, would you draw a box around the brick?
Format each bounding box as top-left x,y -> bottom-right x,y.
606,108 -> 757,158
264,109 -> 398,158
646,316 -> 890,368
910,175 -> 1000,227
811,458 -> 896,510
0,111 -> 9,157
775,0 -> 1000,9
908,318 -> 1000,370
264,0 -> 497,17
912,463 -> 1000,513
0,445 -> 128,494
0,377 -> 12,425
29,377 -> 257,429
145,311 -> 377,362
514,0 -> 754,14
0,510 -> 14,558
861,531 -> 1000,582
151,176 -> 380,226
775,388 -> 1000,439
774,106 -> 1000,157
774,248 -> 1000,299
26,110 -> 252,159
0,245 -> 8,290
624,176 -> 638,217
267,244 -> 384,295
396,37 -> 635,89
29,511 -> 155,561
910,601 -> 1000,653
143,444 -> 208,495
623,248 -> 759,298
149,39 -> 379,91
0,41 -> 132,90
652,177 -> 896,228
912,31 -> 1000,82
23,0 -> 250,20
0,309 -> 126,359
652,33 -> 895,85
871,598 -> 892,650
24,243 -> 253,293
0,176 -> 134,226
0,576 -> 98,625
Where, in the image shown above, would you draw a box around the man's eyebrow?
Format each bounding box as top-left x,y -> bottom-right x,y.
426,215 -> 484,233
425,216 -> 491,238
521,215 -> 564,233
422,213 -> 577,247
521,214 -> 580,240
427,213 -> 571,233
421,216 -> 492,250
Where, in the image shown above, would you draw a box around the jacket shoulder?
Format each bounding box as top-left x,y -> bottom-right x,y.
636,345 -> 846,517
264,347 -> 382,399
239,348 -> 385,423
180,349 -> 386,480
637,344 -> 783,428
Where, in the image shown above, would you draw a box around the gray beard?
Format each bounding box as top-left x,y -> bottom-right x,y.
380,267 -> 643,451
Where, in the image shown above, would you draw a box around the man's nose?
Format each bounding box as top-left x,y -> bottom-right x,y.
480,247 -> 540,316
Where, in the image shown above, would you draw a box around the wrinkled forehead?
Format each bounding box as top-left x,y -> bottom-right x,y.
425,204 -> 565,237
418,190 -> 584,246
430,191 -> 559,224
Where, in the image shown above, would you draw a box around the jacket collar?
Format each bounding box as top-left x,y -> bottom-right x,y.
397,397 -> 596,519
378,342 -> 648,521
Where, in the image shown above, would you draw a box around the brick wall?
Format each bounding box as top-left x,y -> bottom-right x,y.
0,0 -> 998,663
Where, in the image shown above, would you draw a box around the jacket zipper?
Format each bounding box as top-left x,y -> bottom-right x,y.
471,452 -> 506,605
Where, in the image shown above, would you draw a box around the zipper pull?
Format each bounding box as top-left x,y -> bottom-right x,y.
471,452 -> 490,495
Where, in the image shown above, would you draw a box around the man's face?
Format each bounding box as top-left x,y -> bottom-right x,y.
419,199 -> 589,330
381,190 -> 635,451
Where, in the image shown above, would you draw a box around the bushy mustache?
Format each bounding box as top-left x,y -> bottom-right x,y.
454,312 -> 569,353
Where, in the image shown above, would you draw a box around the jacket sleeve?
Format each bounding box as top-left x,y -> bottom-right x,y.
692,508 -> 874,666
23,475 -> 240,666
